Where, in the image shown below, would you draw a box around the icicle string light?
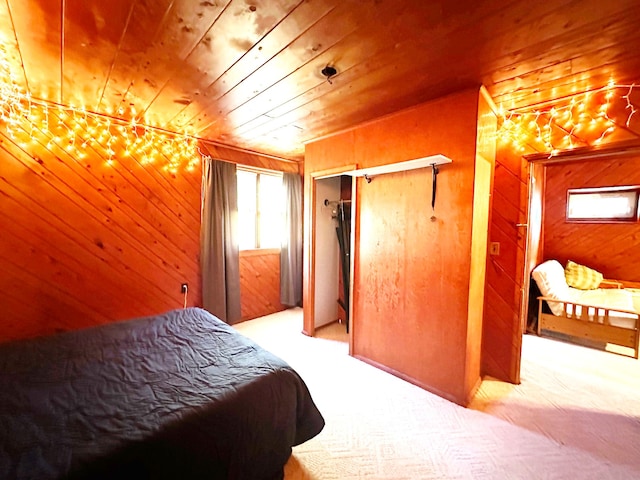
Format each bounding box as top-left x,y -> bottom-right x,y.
498,82 -> 639,156
623,84 -> 638,128
0,44 -> 199,174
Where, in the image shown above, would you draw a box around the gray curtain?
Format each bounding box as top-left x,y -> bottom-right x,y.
200,158 -> 241,324
280,172 -> 303,306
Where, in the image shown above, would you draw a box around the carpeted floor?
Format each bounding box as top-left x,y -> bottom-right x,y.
234,308 -> 640,479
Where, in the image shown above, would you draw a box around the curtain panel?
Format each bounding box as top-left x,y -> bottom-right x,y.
280,172 -> 303,306
200,158 -> 241,324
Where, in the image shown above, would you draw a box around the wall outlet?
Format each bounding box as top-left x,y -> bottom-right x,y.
181,283 -> 188,294
489,242 -> 500,256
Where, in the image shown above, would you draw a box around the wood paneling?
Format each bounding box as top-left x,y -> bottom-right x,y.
6,0 -> 63,101
2,0 -> 640,380
239,249 -> 287,321
198,141 -> 300,174
1,1 -> 639,161
305,88 -> 495,406
543,154 -> 640,281
481,144 -> 530,383
0,119 -> 202,342
466,90 -> 496,396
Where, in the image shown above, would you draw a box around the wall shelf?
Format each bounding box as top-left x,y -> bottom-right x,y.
345,154 -> 452,210
344,154 -> 452,179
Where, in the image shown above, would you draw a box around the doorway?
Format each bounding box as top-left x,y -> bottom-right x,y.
483,153 -> 542,384
305,165 -> 357,352
313,175 -> 352,335
521,149 -> 640,352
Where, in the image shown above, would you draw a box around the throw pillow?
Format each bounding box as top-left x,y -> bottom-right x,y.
564,260 -> 603,290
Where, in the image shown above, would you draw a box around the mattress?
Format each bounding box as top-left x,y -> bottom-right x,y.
0,308 -> 324,479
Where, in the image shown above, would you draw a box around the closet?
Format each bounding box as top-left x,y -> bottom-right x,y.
313,175 -> 352,331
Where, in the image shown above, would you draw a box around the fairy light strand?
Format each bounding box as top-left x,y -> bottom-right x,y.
0,44 -> 199,174
623,84 -> 638,128
498,82 -> 638,156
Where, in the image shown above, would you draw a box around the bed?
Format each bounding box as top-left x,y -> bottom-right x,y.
532,260 -> 640,359
0,308 -> 324,480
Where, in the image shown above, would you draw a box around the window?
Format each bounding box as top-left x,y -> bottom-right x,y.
566,186 -> 640,223
237,168 -> 284,249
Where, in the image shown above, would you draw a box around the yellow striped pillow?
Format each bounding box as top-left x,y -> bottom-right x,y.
564,260 -> 603,290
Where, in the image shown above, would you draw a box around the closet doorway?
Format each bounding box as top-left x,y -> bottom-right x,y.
305,166 -> 357,352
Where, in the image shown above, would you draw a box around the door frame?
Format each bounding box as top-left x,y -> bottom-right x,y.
303,165 -> 357,353
514,162 -> 545,382
519,144 -> 640,369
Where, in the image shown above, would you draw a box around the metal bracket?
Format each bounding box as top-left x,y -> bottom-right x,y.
431,164 -> 439,210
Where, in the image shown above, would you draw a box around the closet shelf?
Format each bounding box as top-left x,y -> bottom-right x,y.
344,154 -> 452,179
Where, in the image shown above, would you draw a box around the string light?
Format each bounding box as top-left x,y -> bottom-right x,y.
498,83 -> 638,156
623,84 -> 638,127
0,43 -> 199,174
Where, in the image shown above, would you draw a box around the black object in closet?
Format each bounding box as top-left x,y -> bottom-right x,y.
334,201 -> 351,332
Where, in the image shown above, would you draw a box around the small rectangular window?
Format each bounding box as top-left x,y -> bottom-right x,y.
566,186 -> 640,223
237,168 -> 283,249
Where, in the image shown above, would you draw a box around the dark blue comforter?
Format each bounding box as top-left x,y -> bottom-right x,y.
0,308 -> 324,479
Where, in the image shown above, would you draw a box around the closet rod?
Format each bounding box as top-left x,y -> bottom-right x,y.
324,199 -> 352,206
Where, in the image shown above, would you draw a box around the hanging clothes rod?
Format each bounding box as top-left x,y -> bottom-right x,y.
324,199 -> 352,206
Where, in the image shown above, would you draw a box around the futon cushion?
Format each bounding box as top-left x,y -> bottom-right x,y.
564,260 -> 603,290
532,260 -> 571,316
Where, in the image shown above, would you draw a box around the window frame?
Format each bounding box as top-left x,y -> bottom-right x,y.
565,185 -> 640,223
236,166 -> 283,250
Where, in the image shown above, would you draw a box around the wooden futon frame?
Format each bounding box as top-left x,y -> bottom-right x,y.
537,296 -> 640,359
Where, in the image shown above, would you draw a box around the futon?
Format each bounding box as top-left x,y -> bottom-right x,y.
532,260 -> 640,358
0,308 -> 324,479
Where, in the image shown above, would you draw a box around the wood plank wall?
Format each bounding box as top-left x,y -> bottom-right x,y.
481,144 -> 530,383
305,87 -> 493,406
0,128 -> 202,343
239,250 -> 287,321
543,154 -> 640,281
465,90 -> 496,396
199,142 -> 300,323
199,142 -> 302,175
0,128 -> 300,341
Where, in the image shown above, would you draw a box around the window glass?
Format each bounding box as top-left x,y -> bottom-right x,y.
237,169 -> 283,249
566,187 -> 640,222
237,170 -> 257,249
258,174 -> 284,248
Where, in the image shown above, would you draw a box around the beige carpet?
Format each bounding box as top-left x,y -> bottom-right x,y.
234,308 -> 640,479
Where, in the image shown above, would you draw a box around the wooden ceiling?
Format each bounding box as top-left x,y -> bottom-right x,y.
1,0 -> 640,162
